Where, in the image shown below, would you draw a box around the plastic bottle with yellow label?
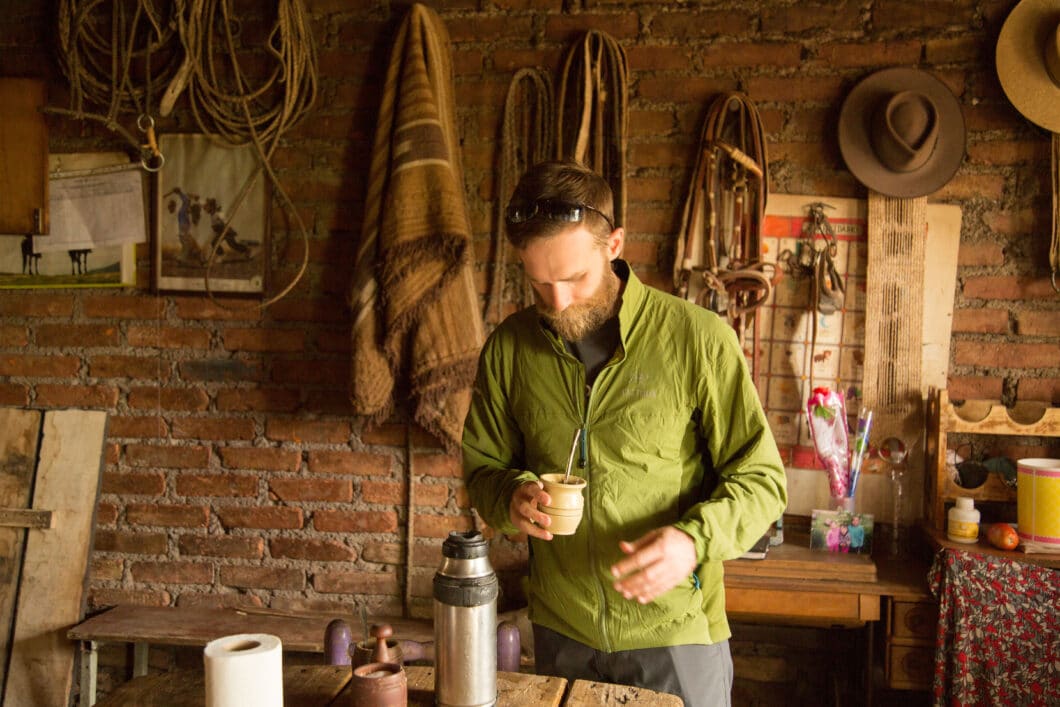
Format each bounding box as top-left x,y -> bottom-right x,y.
947,497 -> 980,544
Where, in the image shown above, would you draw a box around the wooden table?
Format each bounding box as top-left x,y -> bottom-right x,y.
93,665 -> 681,706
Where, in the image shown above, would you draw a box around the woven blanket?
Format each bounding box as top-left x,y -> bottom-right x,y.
349,3 -> 483,453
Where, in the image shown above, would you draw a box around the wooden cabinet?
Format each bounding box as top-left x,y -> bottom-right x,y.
883,597 -> 937,690
0,78 -> 49,234
926,388 -> 1060,532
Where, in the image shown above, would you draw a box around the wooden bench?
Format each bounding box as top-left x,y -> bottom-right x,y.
67,605 -> 433,706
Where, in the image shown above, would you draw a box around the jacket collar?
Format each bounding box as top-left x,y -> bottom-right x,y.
613,259 -> 645,344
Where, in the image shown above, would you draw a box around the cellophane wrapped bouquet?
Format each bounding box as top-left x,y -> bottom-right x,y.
806,387 -> 850,498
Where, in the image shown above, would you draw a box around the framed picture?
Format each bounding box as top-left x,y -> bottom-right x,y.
0,153 -> 142,289
154,133 -> 268,294
810,508 -> 874,555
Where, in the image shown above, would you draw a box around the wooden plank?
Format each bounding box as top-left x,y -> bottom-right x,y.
724,533 -> 877,583
0,78 -> 48,234
93,666 -> 349,707
4,410 -> 106,707
68,604 -> 433,654
0,509 -> 52,529
0,409 -> 42,697
565,678 -> 684,706
404,665 -> 565,707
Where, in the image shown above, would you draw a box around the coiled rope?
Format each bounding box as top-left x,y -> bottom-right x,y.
165,0 -> 318,308
556,30 -> 628,228
486,67 -> 554,326
54,0 -> 181,169
53,0 -> 318,309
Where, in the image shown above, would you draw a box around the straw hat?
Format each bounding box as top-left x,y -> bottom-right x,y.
838,67 -> 965,198
996,0 -> 1060,133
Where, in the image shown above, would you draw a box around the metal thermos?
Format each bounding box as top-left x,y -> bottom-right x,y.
433,530 -> 498,707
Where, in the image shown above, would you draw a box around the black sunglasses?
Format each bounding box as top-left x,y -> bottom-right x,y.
504,198 -> 615,231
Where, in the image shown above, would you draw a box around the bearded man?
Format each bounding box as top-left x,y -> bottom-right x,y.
462,160 -> 787,706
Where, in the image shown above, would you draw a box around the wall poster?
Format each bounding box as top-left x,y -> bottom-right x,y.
154,133 -> 268,294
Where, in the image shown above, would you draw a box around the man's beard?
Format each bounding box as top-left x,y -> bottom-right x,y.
537,264 -> 620,341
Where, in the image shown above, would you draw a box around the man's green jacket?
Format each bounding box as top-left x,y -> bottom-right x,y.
462,262 -> 787,651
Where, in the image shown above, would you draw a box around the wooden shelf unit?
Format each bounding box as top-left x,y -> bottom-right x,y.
926,388 -> 1060,531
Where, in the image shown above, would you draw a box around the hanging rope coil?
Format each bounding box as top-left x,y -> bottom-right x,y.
556,29 -> 629,228
54,0 -> 319,309
486,68 -> 555,326
54,0 -> 182,168
165,0 -> 318,308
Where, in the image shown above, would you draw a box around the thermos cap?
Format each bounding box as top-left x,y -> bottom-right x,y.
442,530 -> 488,559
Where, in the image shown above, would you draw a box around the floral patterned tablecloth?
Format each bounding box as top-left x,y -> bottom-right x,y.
929,548 -> 1059,706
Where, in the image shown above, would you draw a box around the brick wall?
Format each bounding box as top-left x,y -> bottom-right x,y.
1,0 -> 1058,701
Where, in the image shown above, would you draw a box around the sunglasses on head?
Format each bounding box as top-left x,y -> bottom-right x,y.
504,198 -> 615,231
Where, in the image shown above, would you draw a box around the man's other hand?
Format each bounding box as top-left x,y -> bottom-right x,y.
610,526 -> 697,604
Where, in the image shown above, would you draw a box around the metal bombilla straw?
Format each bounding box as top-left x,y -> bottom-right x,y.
562,428 -> 581,483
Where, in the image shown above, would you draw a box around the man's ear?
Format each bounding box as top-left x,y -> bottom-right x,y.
606,227 -> 625,261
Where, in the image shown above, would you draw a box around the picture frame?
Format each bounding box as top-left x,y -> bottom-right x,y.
154,133 -> 268,294
0,153 -> 142,289
809,508 -> 874,555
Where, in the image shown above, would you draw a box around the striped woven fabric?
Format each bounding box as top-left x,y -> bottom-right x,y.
349,3 -> 483,453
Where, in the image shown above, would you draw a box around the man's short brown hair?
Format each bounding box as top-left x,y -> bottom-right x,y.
505,160 -> 615,249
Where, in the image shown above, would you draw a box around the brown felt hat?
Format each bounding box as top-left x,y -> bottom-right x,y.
838,67 -> 966,198
996,0 -> 1060,133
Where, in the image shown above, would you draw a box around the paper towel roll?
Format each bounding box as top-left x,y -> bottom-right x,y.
204,633 -> 284,707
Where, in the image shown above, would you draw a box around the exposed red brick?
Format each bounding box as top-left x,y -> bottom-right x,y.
951,308 -> 1008,335
269,537 -> 356,561
126,325 -> 211,349
222,328 -> 305,353
89,588 -> 171,609
88,355 -> 166,380
269,358 -> 348,386
171,416 -> 256,441
172,296 -> 263,321
312,569 -> 399,595
957,242 -> 1006,267
0,294 -> 75,318
413,453 -> 461,478
964,276 -> 1057,300
108,415 -> 167,438
217,506 -> 304,530
125,444 -> 210,469
35,384 -> 119,409
1018,378 -> 1060,404
1018,311 -> 1060,338
361,480 -> 403,505
102,471 -> 166,496
312,510 -> 398,533
176,593 -> 264,610
178,534 -> 264,559
953,341 -> 1059,369
128,386 -> 210,411
266,418 -> 350,444
0,383 -> 29,406
220,447 -> 302,472
0,325 -> 28,347
0,354 -> 79,377
215,388 -> 301,412
360,423 -> 439,448
83,295 -> 165,320
176,473 -> 258,498
308,450 -> 392,475
130,561 -> 213,585
220,565 -> 305,591
93,529 -> 168,555
412,514 -> 475,539
126,503 -> 209,528
96,502 -> 119,525
269,477 -> 352,502
91,557 -> 123,582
